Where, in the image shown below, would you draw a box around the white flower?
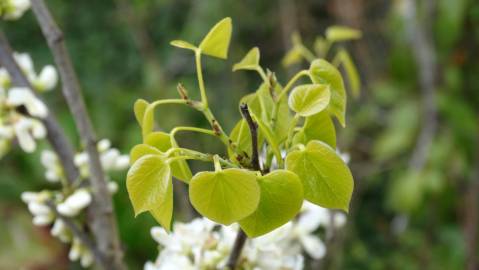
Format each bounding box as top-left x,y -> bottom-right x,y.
41,150 -> 62,182
80,249 -> 94,268
97,139 -> 111,152
57,189 -> 92,217
34,65 -> 58,92
51,219 -> 72,243
2,0 -> 31,20
101,148 -> 130,170
7,87 -> 48,118
13,117 -> 45,153
69,237 -> 83,261
22,191 -> 55,226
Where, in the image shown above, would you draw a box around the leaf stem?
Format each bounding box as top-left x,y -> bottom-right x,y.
277,69 -> 310,101
166,147 -> 238,168
195,50 -> 208,107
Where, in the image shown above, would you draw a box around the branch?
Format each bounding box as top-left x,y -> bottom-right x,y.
403,0 -> 438,171
46,201 -> 106,266
30,1 -> 126,270
226,104 -> 260,270
0,31 -> 79,185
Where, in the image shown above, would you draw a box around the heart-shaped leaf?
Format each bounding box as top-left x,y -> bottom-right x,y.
293,111 -> 336,148
199,17 -> 232,59
239,170 -> 303,237
326,26 -> 361,42
309,59 -> 347,126
149,180 -> 174,231
286,140 -> 354,211
233,47 -> 260,71
170,40 -> 197,51
127,155 -> 172,216
134,99 -> 148,126
130,144 -> 162,165
189,168 -> 260,225
145,132 -> 192,183
288,84 -> 331,117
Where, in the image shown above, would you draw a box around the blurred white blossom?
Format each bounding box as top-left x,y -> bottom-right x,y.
57,188 -> 92,217
145,201 -> 347,270
1,0 -> 30,20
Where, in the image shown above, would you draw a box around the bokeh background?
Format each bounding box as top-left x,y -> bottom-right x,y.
1,0 -> 479,269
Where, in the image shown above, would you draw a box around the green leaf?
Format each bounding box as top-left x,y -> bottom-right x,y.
134,99 -> 149,126
293,111 -> 336,148
309,59 -> 347,126
170,40 -> 197,51
126,155 -> 172,216
286,140 -> 354,211
325,26 -> 361,42
145,132 -> 192,183
288,84 -> 331,117
282,47 -> 302,67
314,36 -> 329,57
149,178 -> 174,231
189,168 -> 260,225
239,170 -> 303,237
199,17 -> 232,59
141,105 -> 155,138
233,47 -> 260,71
337,49 -> 360,98
130,144 -> 162,164
228,119 -> 264,163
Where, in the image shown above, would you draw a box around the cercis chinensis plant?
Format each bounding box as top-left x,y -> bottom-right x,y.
127,17 -> 361,240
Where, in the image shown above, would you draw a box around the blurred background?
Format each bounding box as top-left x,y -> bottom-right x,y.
1,0 -> 479,269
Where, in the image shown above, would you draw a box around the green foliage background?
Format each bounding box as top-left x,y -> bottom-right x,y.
1,0 -> 479,269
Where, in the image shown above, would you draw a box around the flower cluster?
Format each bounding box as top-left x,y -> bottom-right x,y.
0,0 -> 30,20
0,52 -> 58,157
145,201 -> 346,270
21,139 -> 129,268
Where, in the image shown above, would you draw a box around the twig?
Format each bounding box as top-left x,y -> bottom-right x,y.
403,0 -> 438,171
30,1 -> 126,270
46,201 -> 107,266
226,104 -> 260,269
0,31 -> 79,185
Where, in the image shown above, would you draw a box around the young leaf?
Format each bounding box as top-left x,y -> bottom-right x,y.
325,26 -> 362,42
130,144 -> 162,164
141,105 -> 155,138
149,178 -> 174,231
134,99 -> 149,126
293,111 -> 336,148
288,84 -> 331,117
199,17 -> 232,59
314,36 -> 329,57
309,59 -> 347,126
170,40 -> 197,51
233,47 -> 260,71
189,168 -> 260,225
127,155 -> 172,216
286,140 -> 354,212
337,49 -> 360,98
239,170 -> 303,237
145,132 -> 192,183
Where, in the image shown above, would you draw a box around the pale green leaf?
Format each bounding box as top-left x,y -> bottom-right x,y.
309,59 -> 347,126
326,26 -> 362,42
239,170 -> 303,237
314,36 -> 329,57
130,144 -> 162,165
149,177 -> 174,231
199,17 -> 232,59
293,111 -> 336,148
127,155 -> 172,215
134,99 -> 149,126
141,105 -> 155,138
189,168 -> 260,225
288,84 -> 331,117
145,132 -> 192,183
233,47 -> 260,71
286,140 -> 354,211
282,47 -> 302,67
170,40 -> 197,51
337,49 -> 360,98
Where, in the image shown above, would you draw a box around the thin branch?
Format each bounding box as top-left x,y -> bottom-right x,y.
404,0 -> 438,171
46,201 -> 106,266
30,1 -> 126,270
0,31 -> 79,185
239,104 -> 260,171
226,104 -> 261,270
